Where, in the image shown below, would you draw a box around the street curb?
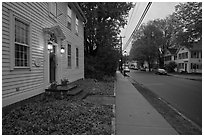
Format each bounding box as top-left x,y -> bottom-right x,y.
111,80 -> 116,135
113,80 -> 116,97
158,97 -> 202,132
168,74 -> 202,82
111,104 -> 116,135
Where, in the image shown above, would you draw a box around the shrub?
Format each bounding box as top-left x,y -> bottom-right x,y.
165,61 -> 177,72
85,46 -> 119,80
61,78 -> 69,86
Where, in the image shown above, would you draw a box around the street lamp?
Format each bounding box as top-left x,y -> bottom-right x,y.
124,50 -> 127,65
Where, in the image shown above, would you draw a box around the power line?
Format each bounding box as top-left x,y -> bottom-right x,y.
124,3 -> 140,37
124,2 -> 152,50
123,2 -> 152,50
123,3 -> 136,37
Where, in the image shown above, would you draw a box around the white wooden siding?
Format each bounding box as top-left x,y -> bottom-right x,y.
2,2 -> 85,106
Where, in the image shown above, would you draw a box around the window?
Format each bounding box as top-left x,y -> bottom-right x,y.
50,3 -> 57,17
178,52 -> 188,59
185,52 -> 188,58
164,56 -> 171,61
76,48 -> 79,67
75,16 -> 79,34
67,5 -> 72,29
179,63 -> 184,69
191,51 -> 199,58
191,63 -> 202,69
14,18 -> 30,67
174,55 -> 177,60
67,44 -> 71,67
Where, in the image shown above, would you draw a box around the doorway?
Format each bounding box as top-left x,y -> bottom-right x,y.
49,45 -> 56,83
184,63 -> 187,72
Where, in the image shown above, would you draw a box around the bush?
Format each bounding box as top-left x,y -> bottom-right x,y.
165,61 -> 177,73
85,46 -> 119,80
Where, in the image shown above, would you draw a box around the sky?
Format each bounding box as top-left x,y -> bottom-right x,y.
121,2 -> 179,54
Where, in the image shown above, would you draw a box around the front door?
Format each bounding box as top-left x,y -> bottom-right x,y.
50,45 -> 56,83
185,63 -> 187,72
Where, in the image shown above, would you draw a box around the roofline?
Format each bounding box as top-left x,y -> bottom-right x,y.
73,3 -> 87,24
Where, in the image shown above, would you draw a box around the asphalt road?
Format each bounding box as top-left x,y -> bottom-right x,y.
128,70 -> 202,127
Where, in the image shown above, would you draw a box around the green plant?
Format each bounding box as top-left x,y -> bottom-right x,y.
61,78 -> 69,86
49,81 -> 58,89
165,61 -> 177,72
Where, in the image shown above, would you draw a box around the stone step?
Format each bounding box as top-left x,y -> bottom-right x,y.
45,84 -> 77,93
67,87 -> 83,96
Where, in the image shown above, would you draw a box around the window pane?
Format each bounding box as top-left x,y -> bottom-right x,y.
15,19 -> 29,44
75,16 -> 79,33
76,48 -> 79,67
67,44 -> 71,67
15,43 -> 29,67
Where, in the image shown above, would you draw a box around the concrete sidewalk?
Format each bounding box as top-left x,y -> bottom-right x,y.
115,71 -> 178,135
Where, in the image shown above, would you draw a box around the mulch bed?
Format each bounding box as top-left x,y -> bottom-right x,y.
2,78 -> 115,135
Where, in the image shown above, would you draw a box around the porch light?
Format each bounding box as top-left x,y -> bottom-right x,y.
60,46 -> 65,54
48,41 -> 53,50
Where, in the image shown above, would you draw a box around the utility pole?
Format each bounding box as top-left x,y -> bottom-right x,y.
119,36 -> 125,72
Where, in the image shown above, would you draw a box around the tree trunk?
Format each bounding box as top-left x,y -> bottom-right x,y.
148,61 -> 151,72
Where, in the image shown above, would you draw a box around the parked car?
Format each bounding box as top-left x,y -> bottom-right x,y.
155,68 -> 167,75
134,67 -> 138,70
140,68 -> 146,71
123,66 -> 130,73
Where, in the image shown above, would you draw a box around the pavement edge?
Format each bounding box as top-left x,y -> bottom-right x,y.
111,80 -> 116,135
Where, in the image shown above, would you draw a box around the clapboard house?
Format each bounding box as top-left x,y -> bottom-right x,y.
2,2 -> 86,107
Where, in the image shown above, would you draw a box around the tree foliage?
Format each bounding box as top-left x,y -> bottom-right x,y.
173,2 -> 202,47
130,23 -> 163,71
80,2 -> 133,55
130,2 -> 202,70
79,2 -> 133,78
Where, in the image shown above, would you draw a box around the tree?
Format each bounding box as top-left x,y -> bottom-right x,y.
173,2 -> 202,47
80,2 -> 132,55
130,23 -> 164,71
79,2 -> 133,78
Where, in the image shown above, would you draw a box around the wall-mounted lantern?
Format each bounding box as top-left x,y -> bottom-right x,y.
48,41 -> 53,51
60,45 -> 65,54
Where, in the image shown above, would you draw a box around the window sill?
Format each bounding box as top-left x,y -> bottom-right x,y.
67,66 -> 72,69
14,66 -> 30,69
11,67 -> 31,71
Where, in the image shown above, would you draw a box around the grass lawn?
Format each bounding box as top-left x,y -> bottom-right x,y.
2,78 -> 115,135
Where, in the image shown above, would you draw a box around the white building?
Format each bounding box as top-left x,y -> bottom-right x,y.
176,41 -> 202,73
164,41 -> 202,73
2,2 -> 87,107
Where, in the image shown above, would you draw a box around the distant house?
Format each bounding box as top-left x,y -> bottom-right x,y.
2,2 -> 87,107
164,48 -> 177,66
176,41 -> 202,73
